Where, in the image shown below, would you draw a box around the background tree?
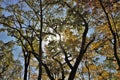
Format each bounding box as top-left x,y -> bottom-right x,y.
0,40 -> 22,80
0,0 -> 120,80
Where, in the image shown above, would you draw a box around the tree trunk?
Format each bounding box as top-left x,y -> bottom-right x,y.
24,59 -> 28,80
68,24 -> 88,80
38,0 -> 43,80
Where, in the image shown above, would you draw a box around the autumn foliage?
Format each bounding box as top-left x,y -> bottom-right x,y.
0,0 -> 120,80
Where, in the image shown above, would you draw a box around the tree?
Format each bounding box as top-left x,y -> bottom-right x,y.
0,0 -> 120,80
0,40 -> 22,80
98,0 -> 120,70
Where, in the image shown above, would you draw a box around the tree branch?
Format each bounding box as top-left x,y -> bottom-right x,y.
59,42 -> 73,69
98,0 -> 120,70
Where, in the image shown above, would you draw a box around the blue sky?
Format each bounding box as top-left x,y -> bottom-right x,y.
0,31 -> 22,59
0,31 -> 13,42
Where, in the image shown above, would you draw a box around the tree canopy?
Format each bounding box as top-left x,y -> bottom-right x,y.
0,0 -> 120,80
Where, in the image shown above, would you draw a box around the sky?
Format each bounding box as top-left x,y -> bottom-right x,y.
0,31 -> 22,59
0,32 -> 13,42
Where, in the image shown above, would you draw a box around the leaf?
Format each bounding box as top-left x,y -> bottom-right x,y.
71,35 -> 77,41
101,71 -> 109,78
89,64 -> 97,71
82,67 -> 88,73
0,28 -> 5,32
91,41 -> 102,50
97,76 -> 103,80
42,74 -> 48,80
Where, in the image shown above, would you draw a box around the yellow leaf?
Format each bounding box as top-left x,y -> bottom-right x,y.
82,67 -> 88,73
98,76 -> 103,80
91,41 -> 102,50
115,71 -> 120,78
42,74 -> 48,80
71,35 -> 77,42
89,64 -> 97,71
101,71 -> 109,78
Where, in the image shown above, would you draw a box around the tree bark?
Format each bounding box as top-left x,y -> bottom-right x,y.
68,23 -> 88,80
24,61 -> 28,80
38,0 -> 43,79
